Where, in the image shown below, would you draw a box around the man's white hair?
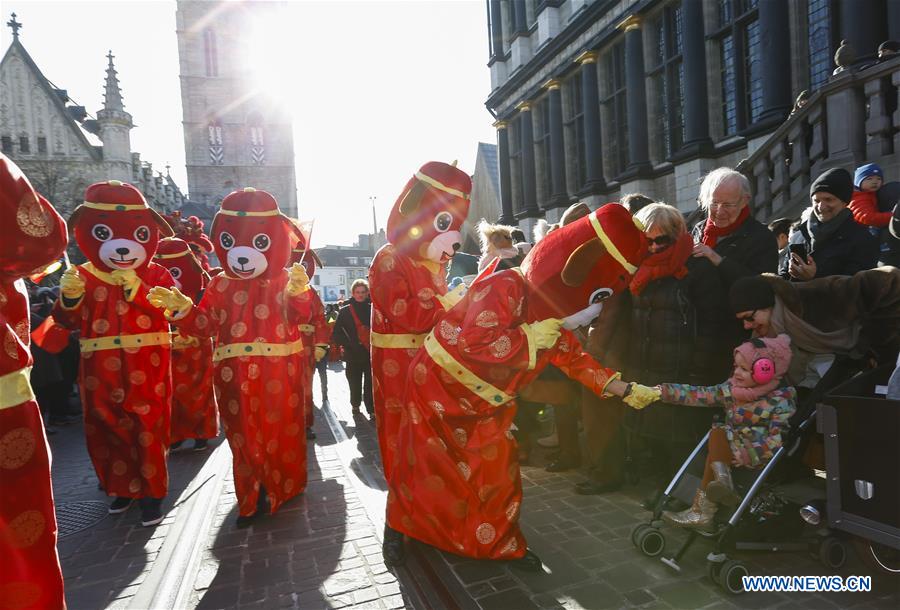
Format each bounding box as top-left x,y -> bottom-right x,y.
697,168 -> 751,210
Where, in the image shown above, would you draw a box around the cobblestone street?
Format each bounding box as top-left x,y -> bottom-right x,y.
49,367 -> 899,609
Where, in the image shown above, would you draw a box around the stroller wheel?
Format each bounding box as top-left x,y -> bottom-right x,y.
818,536 -> 847,569
631,523 -> 650,547
718,560 -> 748,594
634,527 -> 666,558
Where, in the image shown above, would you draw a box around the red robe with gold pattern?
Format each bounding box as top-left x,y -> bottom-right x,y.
171,270 -> 314,516
299,289 -> 329,426
386,269 -> 618,559
170,332 -> 218,443
369,243 -> 449,482
1,182 -> 66,608
54,263 -> 175,499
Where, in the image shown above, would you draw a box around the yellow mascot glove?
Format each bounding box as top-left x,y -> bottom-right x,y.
286,263 -> 310,297
436,283 -> 466,310
531,318 -> 564,350
110,269 -> 141,302
147,286 -> 193,319
623,383 -> 661,409
60,267 -> 86,300
314,344 -> 327,362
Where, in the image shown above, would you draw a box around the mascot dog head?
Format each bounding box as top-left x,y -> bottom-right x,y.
210,187 -> 300,280
164,211 -> 214,272
153,238 -> 207,301
520,203 -> 646,326
0,153 -> 67,281
70,180 -> 173,272
386,162 -> 471,263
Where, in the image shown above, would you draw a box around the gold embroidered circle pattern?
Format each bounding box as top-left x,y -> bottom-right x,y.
0,428 -> 36,469
475,522 -> 496,545
16,192 -> 54,237
457,461 -> 471,480
3,329 -> 19,360
439,320 -> 459,345
489,336 -> 512,359
7,510 -> 45,548
475,310 -> 499,328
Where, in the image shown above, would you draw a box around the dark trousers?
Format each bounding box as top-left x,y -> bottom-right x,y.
346,359 -> 373,412
315,358 -> 328,399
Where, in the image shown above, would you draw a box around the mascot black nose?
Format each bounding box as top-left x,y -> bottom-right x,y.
115,247 -> 130,256
452,243 -> 461,252
237,256 -> 249,265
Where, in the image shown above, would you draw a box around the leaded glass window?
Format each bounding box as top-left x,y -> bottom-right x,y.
807,0 -> 832,91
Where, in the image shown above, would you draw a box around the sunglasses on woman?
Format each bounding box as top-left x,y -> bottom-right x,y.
647,235 -> 673,247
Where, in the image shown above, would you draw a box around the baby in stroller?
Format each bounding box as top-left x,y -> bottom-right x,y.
614,334 -> 797,532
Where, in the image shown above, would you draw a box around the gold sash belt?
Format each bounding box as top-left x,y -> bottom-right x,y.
213,338 -> 305,362
0,367 -> 35,410
80,331 -> 171,353
371,332 -> 427,349
423,332 -> 513,406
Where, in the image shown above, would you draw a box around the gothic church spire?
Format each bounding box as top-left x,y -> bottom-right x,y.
103,50 -> 125,112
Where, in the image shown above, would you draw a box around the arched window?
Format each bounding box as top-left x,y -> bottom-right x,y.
247,112 -> 265,165
208,119 -> 223,165
203,29 -> 219,77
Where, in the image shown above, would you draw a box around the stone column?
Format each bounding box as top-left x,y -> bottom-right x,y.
680,0 -> 711,151
757,0 -> 792,125
517,102 -> 540,218
544,79 -> 569,208
619,16 -> 651,174
495,120 -> 514,225
576,51 -> 605,194
489,0 -> 504,60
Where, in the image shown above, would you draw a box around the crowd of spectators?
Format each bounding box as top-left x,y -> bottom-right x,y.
468,164 -> 900,502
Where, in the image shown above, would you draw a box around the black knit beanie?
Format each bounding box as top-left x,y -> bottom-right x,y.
810,168 -> 853,203
729,275 -> 775,314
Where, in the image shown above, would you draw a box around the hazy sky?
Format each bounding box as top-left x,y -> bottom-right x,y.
1,0 -> 497,246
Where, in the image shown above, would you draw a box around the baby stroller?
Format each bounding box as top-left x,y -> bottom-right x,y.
630,357 -> 863,594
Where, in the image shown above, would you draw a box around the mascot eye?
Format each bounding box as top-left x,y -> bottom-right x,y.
92,224 -> 113,242
134,226 -> 151,243
169,267 -> 182,280
589,288 -> 613,305
253,233 -> 271,251
219,232 -> 235,250
433,212 -> 453,233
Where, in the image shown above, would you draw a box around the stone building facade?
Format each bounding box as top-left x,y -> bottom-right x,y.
176,0 -> 298,218
485,0 -> 900,234
0,14 -> 190,220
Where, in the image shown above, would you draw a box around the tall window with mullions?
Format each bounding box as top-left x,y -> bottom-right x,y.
508,115 -> 523,214
807,0 -> 832,92
714,0 -> 761,136
649,2 -> 685,159
534,98 -> 553,206
602,42 -> 629,177
564,72 -> 587,192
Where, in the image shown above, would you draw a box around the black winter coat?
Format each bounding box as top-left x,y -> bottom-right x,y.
623,257 -> 736,443
332,299 -> 371,363
691,215 -> 779,287
780,214 -> 879,280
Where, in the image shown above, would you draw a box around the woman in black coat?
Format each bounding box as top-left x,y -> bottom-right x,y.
624,204 -> 735,481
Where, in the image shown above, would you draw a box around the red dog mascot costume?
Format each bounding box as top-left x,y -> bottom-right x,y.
369,161 -> 471,482
149,188 -> 315,527
290,230 -> 329,437
0,154 -> 66,609
153,238 -> 218,449
53,180 -> 175,527
383,204 -> 646,569
164,211 -> 216,274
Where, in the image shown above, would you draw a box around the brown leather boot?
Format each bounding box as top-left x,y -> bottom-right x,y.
706,461 -> 740,507
662,489 -> 717,532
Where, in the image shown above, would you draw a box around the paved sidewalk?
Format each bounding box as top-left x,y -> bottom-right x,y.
47,366 -> 900,609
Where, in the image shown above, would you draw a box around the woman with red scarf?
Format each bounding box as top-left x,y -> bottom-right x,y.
622,203 -> 735,487
690,168 -> 779,286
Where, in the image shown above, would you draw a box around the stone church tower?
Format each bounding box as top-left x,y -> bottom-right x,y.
175,0 -> 298,218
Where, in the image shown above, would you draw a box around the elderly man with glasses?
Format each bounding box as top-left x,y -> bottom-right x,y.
691,168 -> 780,287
